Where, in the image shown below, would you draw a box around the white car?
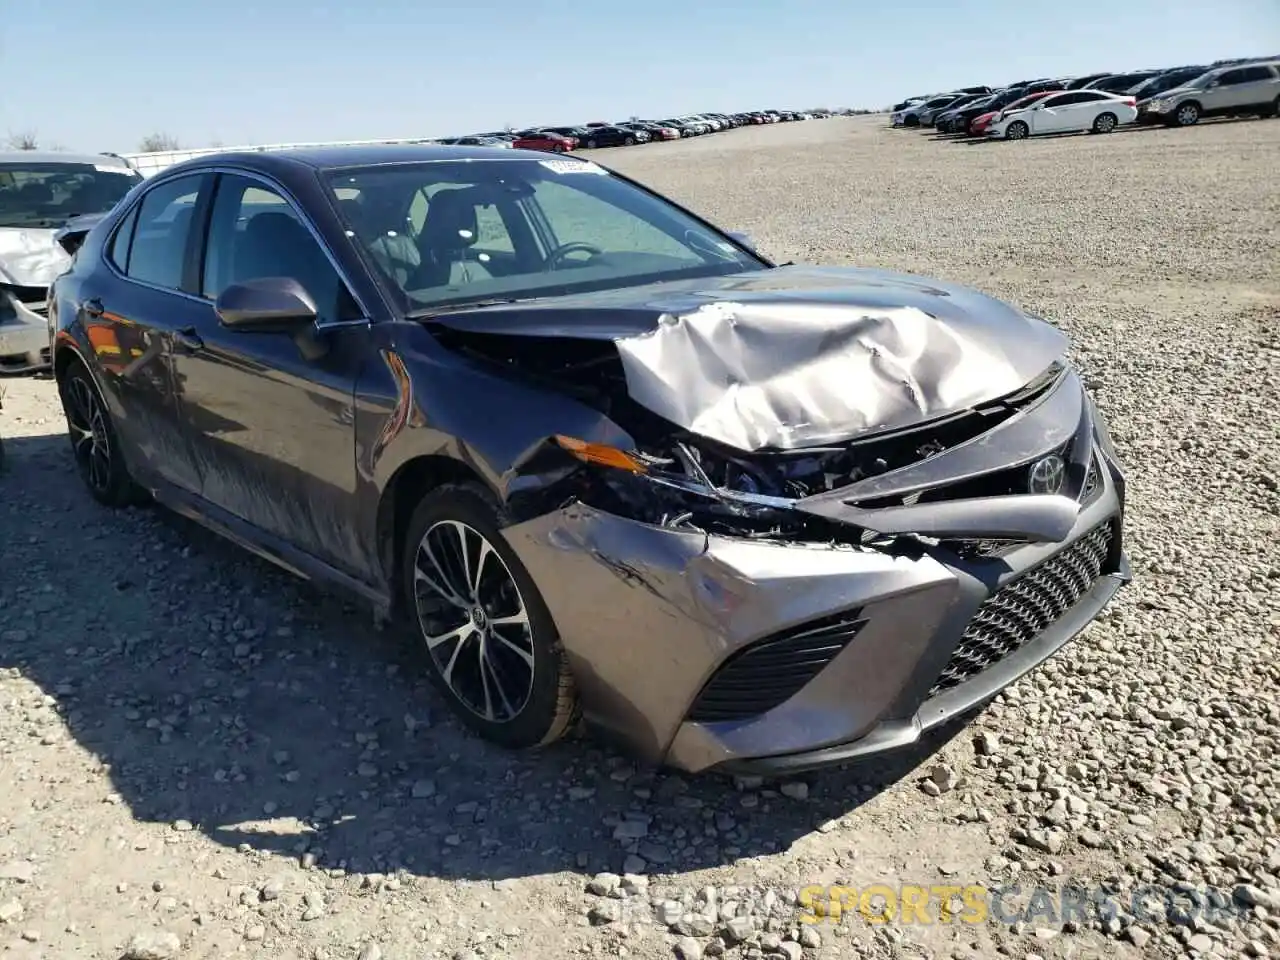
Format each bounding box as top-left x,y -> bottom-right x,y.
987,90 -> 1138,140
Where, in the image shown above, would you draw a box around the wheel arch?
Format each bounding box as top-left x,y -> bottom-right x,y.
375,453 -> 494,611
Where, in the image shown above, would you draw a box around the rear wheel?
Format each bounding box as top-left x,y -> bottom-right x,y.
401,483 -> 579,750
1092,112 -> 1118,134
59,360 -> 147,507
1005,120 -> 1029,140
1173,102 -> 1200,126
585,138 -> 597,149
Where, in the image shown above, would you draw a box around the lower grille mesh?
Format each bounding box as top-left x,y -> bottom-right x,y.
928,522 -> 1114,697
687,611 -> 866,723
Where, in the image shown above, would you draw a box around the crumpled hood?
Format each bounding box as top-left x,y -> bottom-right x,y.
0,226 -> 71,287
429,264 -> 1068,452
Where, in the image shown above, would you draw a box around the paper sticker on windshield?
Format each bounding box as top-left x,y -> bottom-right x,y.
539,159 -> 607,175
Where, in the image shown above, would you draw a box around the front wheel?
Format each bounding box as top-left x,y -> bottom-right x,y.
401,483 -> 579,750
59,360 -> 147,507
1092,112 -> 1118,134
585,138 -> 597,149
1005,120 -> 1029,140
1173,102 -> 1200,126
624,135 -> 636,146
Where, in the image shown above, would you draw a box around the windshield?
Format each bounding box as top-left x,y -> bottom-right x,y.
0,161 -> 141,229
325,158 -> 765,315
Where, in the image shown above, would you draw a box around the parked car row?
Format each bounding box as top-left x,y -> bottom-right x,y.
436,109 -> 835,152
891,56 -> 1280,140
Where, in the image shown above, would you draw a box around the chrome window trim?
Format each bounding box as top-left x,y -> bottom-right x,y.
102,165 -> 377,329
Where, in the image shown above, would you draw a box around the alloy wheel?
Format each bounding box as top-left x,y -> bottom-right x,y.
65,376 -> 112,494
1176,104 -> 1199,126
412,520 -> 536,723
1007,121 -> 1029,140
1095,113 -> 1117,133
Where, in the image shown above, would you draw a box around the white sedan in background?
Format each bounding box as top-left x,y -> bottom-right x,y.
987,90 -> 1138,140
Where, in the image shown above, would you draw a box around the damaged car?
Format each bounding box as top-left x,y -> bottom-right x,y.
0,152 -> 142,374
47,144 -> 1130,775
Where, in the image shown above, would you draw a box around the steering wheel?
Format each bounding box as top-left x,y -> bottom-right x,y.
544,241 -> 605,270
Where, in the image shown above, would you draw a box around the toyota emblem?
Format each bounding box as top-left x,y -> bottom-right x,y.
1027,454 -> 1066,495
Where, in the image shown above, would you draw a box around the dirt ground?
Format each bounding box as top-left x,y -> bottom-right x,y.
1,114 -> 1278,960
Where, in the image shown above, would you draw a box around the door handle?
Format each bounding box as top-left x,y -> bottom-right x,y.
174,326 -> 204,352
83,297 -> 104,318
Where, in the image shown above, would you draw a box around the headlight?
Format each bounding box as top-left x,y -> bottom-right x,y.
548,435 -> 830,538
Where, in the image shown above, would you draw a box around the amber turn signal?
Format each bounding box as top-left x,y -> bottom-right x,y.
553,435 -> 648,473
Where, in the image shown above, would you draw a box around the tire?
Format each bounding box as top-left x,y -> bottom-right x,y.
1270,95 -> 1280,118
585,138 -> 597,149
624,135 -> 636,146
1173,102 -> 1200,127
1005,120 -> 1029,141
58,359 -> 147,507
1092,112 -> 1118,134
401,482 -> 579,750
904,115 -> 920,128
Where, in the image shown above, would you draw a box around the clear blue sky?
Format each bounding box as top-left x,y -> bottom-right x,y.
4,0 -> 1277,152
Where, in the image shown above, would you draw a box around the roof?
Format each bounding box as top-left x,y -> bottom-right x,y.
166,143 -> 563,175
0,150 -> 135,168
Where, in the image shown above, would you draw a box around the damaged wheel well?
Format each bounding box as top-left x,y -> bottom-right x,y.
376,455 -> 493,612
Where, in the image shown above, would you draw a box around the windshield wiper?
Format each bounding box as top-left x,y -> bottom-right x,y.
407,297 -> 531,320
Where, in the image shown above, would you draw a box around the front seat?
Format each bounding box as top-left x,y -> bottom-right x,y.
413,189 -> 494,289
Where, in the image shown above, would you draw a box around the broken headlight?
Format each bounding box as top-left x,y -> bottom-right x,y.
552,434 -> 803,535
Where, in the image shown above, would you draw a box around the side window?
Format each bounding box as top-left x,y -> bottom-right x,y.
1240,66 -> 1272,83
1218,70 -> 1245,85
201,174 -> 358,324
126,175 -> 205,290
1040,95 -> 1066,108
531,180 -> 700,262
107,205 -> 139,272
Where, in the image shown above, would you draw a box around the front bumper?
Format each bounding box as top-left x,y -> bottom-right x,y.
0,293 -> 51,374
505,417 -> 1129,774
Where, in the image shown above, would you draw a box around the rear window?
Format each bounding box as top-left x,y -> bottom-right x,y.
0,162 -> 142,229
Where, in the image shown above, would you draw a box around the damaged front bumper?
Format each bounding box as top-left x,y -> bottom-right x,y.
504,428 -> 1130,775
0,287 -> 51,374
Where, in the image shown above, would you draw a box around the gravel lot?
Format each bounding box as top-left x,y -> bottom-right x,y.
1,115 -> 1278,960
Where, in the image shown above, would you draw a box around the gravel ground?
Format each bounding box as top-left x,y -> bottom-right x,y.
1,115 -> 1278,960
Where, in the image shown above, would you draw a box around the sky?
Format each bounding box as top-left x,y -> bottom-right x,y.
3,0 -> 1278,153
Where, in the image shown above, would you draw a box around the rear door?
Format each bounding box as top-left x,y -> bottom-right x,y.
89,172 -> 214,492
1234,64 -> 1280,108
168,171 -> 374,576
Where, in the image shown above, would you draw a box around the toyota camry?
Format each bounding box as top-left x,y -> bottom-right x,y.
48,144 -> 1130,775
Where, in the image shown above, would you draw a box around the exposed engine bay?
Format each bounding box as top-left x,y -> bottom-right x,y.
435,326 -> 1069,546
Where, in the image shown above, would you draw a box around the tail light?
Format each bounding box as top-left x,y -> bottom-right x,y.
1123,97 -> 1136,105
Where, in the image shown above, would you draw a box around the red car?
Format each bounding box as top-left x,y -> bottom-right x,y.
511,131 -> 576,153
969,90 -> 1057,136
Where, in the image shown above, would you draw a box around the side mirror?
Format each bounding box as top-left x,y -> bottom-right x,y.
727,230 -> 758,251
215,277 -> 318,330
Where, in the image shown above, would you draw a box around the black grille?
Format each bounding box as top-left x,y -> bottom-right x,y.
928,522 -> 1114,697
687,611 -> 866,723
1080,454 -> 1101,503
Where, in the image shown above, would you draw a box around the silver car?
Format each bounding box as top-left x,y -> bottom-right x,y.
0,152 -> 142,373
1142,61 -> 1280,126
